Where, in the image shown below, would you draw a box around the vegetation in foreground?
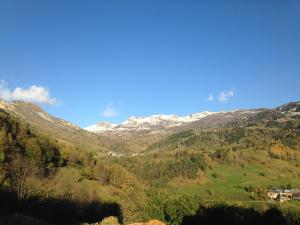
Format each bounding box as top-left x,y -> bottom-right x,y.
1,104 -> 300,224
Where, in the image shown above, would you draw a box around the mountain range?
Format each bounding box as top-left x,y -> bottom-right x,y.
0,99 -> 106,152
0,98 -> 299,154
2,98 -> 300,225
84,110 -> 261,134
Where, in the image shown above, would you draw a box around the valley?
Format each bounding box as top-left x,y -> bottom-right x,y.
0,100 -> 300,224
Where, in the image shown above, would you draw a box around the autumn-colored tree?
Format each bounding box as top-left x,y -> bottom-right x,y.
5,150 -> 37,199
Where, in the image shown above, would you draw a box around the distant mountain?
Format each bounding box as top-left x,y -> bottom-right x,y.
277,102 -> 300,113
1,98 -> 299,154
85,122 -> 118,132
250,102 -> 300,122
0,99 -> 80,130
174,109 -> 262,131
84,112 -> 218,133
0,99 -> 106,152
84,110 -> 263,134
85,102 -> 300,135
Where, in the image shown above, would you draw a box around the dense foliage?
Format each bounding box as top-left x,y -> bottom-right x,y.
1,105 -> 300,224
115,151 -> 207,186
143,190 -> 201,225
0,110 -> 62,199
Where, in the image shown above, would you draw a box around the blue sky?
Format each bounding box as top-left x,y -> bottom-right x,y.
0,0 -> 300,127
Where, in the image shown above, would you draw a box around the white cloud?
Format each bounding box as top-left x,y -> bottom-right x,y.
0,80 -> 57,105
206,94 -> 214,102
102,106 -> 117,118
218,89 -> 235,103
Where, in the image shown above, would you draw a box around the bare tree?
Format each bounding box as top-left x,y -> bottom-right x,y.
6,151 -> 36,199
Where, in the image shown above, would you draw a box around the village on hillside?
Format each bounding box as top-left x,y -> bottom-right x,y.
268,188 -> 300,202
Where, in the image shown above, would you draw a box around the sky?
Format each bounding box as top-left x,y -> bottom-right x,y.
0,0 -> 300,127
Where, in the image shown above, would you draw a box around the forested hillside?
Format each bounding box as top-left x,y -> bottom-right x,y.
0,109 -> 63,199
1,103 -> 300,225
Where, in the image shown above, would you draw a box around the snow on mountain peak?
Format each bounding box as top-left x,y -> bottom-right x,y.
84,111 -> 217,133
85,122 -> 117,132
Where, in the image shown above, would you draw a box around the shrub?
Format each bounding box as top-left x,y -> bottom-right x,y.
100,216 -> 120,225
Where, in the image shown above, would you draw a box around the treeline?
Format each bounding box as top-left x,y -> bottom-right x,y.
114,151 -> 207,186
146,119 -> 300,165
150,123 -> 299,152
142,189 -> 300,225
74,153 -> 207,220
143,190 -> 200,225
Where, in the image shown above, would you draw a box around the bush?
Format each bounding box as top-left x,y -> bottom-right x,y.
143,191 -> 200,225
100,216 -> 120,225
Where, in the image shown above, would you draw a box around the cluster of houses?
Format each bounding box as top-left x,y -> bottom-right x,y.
268,189 -> 300,202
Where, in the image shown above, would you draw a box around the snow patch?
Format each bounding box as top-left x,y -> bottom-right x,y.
36,112 -> 54,123
85,122 -> 117,132
84,111 -> 218,133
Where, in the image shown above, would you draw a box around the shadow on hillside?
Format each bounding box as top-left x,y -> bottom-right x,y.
0,189 -> 123,225
181,204 -> 288,225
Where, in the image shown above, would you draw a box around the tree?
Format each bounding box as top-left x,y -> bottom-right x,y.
143,191 -> 200,225
5,151 -> 37,199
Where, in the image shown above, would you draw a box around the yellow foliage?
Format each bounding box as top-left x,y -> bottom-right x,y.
100,216 -> 120,225
270,143 -> 299,160
128,220 -> 165,225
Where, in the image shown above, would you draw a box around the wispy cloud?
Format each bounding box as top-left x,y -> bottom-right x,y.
0,80 -> 58,105
102,106 -> 118,118
218,89 -> 235,103
205,94 -> 214,102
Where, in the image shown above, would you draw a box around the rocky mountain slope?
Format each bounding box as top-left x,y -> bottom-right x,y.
83,102 -> 300,154
84,110 -> 262,134
1,98 -> 299,154
85,102 -> 300,135
0,99 -> 106,152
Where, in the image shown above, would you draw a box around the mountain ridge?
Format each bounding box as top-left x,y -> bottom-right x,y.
1,98 -> 299,154
84,110 -> 259,134
84,102 -> 300,134
0,99 -> 106,152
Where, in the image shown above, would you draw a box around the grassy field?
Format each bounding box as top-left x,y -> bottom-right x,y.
175,156 -> 300,204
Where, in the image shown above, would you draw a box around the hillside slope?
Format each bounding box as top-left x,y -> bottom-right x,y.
0,100 -> 106,152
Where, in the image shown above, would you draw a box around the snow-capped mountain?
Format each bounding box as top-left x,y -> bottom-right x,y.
85,122 -> 118,132
84,111 -> 217,133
